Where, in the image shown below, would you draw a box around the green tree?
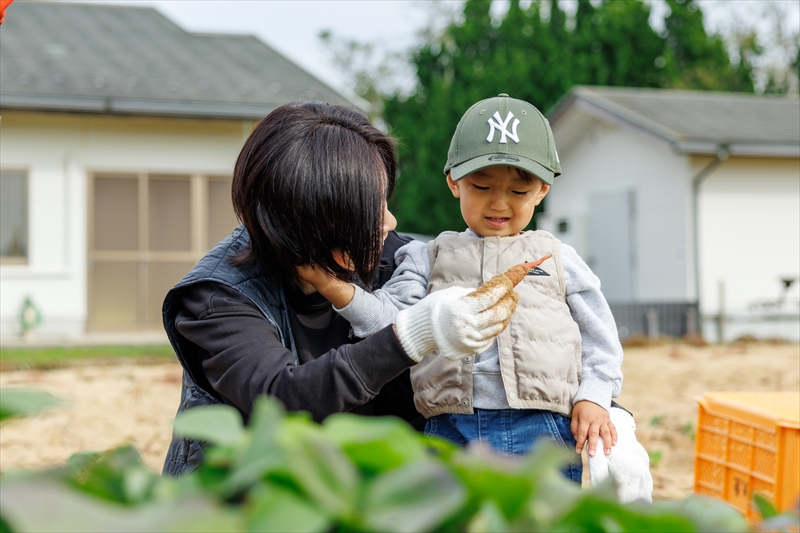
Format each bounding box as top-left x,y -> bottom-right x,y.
325,0 -> 764,235
385,0 -> 669,235
570,0 -> 664,88
659,0 -> 755,92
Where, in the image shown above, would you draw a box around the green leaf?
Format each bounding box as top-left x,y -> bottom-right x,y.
66,446 -> 158,505
420,433 -> 461,461
451,444 -> 534,521
245,483 -> 331,533
0,475 -> 244,532
659,495 -> 748,533
173,405 -> 245,447
215,397 -> 286,497
751,492 -> 778,519
0,514 -> 13,533
515,443 -> 587,525
648,450 -> 663,468
0,389 -> 61,422
360,459 -> 466,533
557,493 -> 694,533
466,500 -> 510,533
322,413 -> 426,475
276,418 -> 359,519
65,451 -> 103,476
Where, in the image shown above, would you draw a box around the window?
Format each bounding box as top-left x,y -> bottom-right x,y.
88,172 -> 238,331
0,171 -> 27,263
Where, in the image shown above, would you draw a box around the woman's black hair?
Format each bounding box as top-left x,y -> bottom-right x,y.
231,101 -> 397,290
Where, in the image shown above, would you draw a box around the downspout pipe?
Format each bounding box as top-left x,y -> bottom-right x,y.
691,146 -> 729,333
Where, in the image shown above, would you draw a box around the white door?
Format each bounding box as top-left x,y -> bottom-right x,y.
588,189 -> 636,303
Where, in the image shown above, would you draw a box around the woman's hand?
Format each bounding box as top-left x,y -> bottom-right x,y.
571,400 -> 617,457
295,264 -> 355,308
393,275 -> 519,362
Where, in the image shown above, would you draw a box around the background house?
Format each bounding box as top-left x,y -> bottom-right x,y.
0,2 -> 358,340
541,86 -> 800,342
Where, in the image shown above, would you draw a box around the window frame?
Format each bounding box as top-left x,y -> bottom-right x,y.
0,169 -> 29,266
86,171 -> 237,331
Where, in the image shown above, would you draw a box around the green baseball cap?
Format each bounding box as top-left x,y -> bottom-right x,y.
444,93 -> 561,184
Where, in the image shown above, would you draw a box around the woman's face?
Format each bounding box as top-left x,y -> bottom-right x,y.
331,202 -> 395,273
379,167 -> 397,242
382,203 -> 397,242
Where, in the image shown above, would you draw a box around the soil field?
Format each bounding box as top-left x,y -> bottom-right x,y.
1,341 -> 798,501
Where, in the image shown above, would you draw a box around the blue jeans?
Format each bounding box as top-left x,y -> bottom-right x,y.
425,408 -> 583,483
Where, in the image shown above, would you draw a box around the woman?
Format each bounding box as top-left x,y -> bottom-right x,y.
162,102 -> 517,475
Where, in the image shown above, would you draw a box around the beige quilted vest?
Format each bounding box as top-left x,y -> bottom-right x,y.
410,230 -> 582,418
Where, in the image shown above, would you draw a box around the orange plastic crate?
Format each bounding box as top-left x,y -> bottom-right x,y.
694,391 -> 799,521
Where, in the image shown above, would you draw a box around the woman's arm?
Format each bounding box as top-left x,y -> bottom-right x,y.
174,282 -> 415,422
175,258 -> 518,421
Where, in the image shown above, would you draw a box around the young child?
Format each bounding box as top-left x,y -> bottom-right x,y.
301,94 -> 624,483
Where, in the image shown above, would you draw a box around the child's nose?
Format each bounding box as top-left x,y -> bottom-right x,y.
489,192 -> 508,210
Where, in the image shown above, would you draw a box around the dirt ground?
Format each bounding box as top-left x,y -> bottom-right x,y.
1,341 -> 798,501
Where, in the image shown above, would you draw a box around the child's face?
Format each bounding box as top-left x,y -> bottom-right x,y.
447,166 -> 549,237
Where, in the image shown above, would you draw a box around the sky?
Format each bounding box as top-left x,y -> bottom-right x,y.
64,0 -> 800,97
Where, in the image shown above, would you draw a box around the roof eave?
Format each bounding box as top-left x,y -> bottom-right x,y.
675,141 -> 800,158
0,93 -> 278,120
549,87 -> 800,159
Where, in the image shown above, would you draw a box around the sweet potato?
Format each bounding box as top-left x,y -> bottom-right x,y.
466,254 -> 553,301
503,254 -> 552,286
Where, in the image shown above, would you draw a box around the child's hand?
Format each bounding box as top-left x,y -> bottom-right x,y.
571,400 -> 617,457
295,264 -> 355,309
296,263 -> 334,291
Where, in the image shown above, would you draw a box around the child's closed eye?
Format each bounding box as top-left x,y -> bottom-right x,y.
472,184 -> 490,191
512,190 -> 530,196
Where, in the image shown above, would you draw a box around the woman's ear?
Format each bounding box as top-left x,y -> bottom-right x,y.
446,173 -> 461,198
331,250 -> 355,270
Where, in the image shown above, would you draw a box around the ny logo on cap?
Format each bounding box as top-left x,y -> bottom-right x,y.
486,111 -> 520,144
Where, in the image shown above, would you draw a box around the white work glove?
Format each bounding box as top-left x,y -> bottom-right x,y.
394,282 -> 518,363
589,407 -> 654,503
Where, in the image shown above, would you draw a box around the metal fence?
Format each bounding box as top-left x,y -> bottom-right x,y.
608,301 -> 700,339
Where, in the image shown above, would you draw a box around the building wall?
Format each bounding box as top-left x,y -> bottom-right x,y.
546,113 -> 693,304
697,156 -> 800,341
0,110 -> 251,339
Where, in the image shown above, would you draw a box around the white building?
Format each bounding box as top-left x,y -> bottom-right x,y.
0,2 -> 358,341
542,86 -> 800,342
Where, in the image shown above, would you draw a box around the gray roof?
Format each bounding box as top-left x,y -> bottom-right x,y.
0,2 -> 359,119
549,86 -> 800,157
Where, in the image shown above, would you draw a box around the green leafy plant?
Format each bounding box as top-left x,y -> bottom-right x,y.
0,390 -> 60,422
648,450 -> 664,468
1,395 -> 797,532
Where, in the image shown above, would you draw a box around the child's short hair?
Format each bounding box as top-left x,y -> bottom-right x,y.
511,167 -> 537,184
444,93 -> 561,185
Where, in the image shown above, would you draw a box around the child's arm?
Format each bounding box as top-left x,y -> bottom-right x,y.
298,240 -> 430,338
561,243 -> 624,457
296,264 -> 356,309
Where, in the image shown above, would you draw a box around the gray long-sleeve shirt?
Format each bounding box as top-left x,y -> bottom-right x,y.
336,233 -> 624,411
